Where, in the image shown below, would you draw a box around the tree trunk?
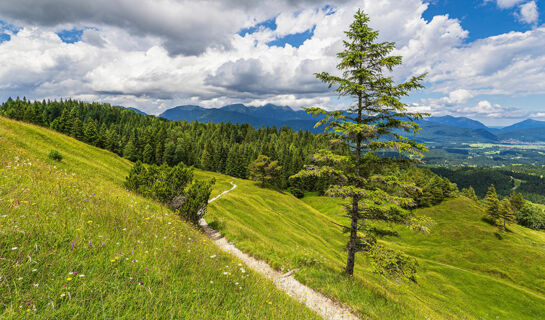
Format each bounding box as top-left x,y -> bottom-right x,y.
345,86 -> 363,276
345,196 -> 359,275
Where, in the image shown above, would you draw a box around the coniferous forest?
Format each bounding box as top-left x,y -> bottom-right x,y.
0,97 -> 336,188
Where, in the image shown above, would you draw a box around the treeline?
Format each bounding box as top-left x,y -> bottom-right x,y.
430,166 -> 545,204
0,97 -> 338,187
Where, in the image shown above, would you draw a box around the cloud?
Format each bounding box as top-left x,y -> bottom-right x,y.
0,0 -> 350,56
0,0 -> 543,120
494,0 -> 526,9
517,1 -> 539,24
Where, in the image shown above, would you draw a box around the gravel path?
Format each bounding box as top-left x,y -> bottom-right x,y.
199,181 -> 359,320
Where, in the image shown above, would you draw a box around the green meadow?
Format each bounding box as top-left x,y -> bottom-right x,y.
202,175 -> 545,319
2,116 -> 545,320
0,117 -> 320,319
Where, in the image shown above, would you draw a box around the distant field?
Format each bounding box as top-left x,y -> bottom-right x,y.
0,117 -> 319,319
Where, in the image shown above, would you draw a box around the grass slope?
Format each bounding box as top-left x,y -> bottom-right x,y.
199,175 -> 545,319
0,117 -> 320,319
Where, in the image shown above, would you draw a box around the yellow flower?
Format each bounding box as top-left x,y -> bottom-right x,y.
87,220 -> 92,224
66,277 -> 72,281
110,259 -> 115,262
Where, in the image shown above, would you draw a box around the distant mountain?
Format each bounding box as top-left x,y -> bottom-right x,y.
500,119 -> 545,132
426,115 -> 488,130
410,121 -> 498,143
159,104 -> 320,132
159,105 -> 545,143
126,107 -> 147,115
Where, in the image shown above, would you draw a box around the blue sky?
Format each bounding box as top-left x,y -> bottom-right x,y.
0,0 -> 543,126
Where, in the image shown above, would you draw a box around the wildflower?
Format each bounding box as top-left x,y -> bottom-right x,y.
32,269 -> 37,272
87,220 -> 92,224
66,277 -> 72,281
138,281 -> 143,285
26,302 -> 31,305
92,193 -> 96,196
11,247 -> 17,250
88,241 -> 92,246
79,274 -> 85,278
144,267 -> 148,271
240,267 -> 246,273
71,241 -> 74,249
60,294 -> 65,298
210,255 -> 216,259
210,281 -> 214,284
33,283 -> 39,287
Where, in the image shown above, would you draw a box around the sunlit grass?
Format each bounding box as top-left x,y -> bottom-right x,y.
201,170 -> 545,319
0,117 -> 320,319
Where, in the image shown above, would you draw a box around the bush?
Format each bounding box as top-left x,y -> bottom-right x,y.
124,161 -> 214,226
289,187 -> 304,198
516,204 -> 545,230
48,149 -> 63,161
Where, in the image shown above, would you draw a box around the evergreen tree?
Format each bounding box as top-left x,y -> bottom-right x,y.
485,184 -> 501,224
142,144 -> 154,164
163,141 -> 177,166
123,140 -> 138,162
498,198 -> 516,232
509,192 -> 526,212
70,117 -> 84,140
462,186 -> 478,201
84,120 -> 99,145
292,10 -> 427,277
249,155 -> 281,187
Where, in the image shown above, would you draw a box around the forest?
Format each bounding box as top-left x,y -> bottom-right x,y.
0,97 -> 335,188
430,166 -> 545,204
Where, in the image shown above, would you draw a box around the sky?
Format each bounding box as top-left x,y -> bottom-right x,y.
0,0 -> 543,126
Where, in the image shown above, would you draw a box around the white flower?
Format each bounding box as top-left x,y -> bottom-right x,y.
60,294 -> 65,297
79,274 -> 85,278
11,247 -> 18,250
33,283 -> 39,287
210,281 -> 214,284
240,268 -> 246,273
32,269 -> 37,272
210,255 -> 216,259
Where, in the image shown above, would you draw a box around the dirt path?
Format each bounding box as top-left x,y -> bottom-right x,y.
200,181 -> 359,320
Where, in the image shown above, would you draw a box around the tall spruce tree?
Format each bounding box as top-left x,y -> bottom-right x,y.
292,10 -> 427,276
485,184 -> 501,224
498,198 -> 516,232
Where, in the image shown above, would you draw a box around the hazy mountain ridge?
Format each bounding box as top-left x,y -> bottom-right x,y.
158,104 -> 545,142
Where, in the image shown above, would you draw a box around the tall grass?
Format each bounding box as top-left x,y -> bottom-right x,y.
0,117 -> 320,319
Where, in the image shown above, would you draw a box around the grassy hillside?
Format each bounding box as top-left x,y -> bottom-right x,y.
200,176 -> 545,319
0,117 -> 320,319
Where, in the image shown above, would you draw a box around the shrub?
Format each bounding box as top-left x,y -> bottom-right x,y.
48,149 -> 63,161
124,161 -> 214,226
516,204 -> 545,230
289,187 -> 304,198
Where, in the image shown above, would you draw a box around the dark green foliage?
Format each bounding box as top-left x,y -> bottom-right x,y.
48,149 -> 63,161
461,186 -> 478,201
0,97 -> 333,187
248,155 -> 282,187
289,187 -> 304,198
178,179 -> 215,225
485,185 -> 501,224
498,198 -> 516,232
516,204 -> 545,230
293,10 -> 427,277
509,192 -> 526,212
124,161 -> 214,226
431,166 -> 545,204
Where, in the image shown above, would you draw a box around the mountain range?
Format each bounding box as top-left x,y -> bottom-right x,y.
137,104 -> 545,143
